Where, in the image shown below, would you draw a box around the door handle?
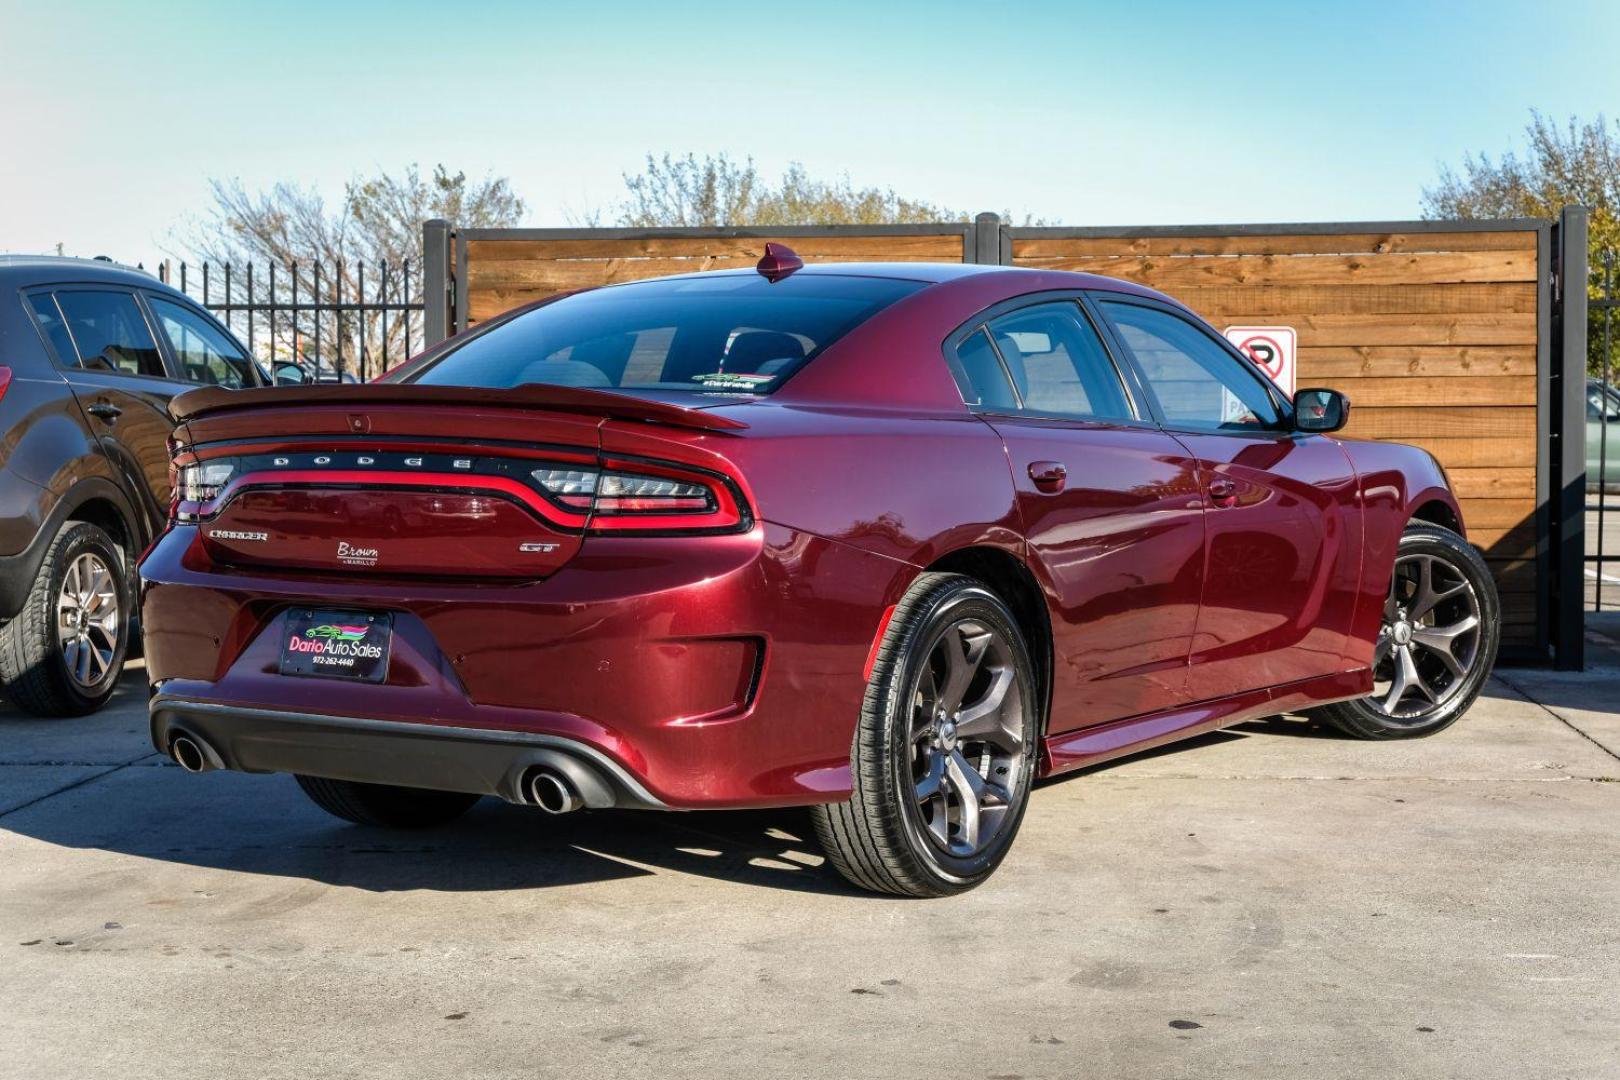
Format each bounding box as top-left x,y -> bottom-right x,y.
1029,461 -> 1067,493
86,402 -> 122,422
1207,477 -> 1237,506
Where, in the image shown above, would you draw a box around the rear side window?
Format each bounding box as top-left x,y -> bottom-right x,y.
50,290 -> 166,378
949,329 -> 1019,410
24,293 -> 77,363
148,296 -> 256,388
407,273 -> 926,395
984,302 -> 1135,422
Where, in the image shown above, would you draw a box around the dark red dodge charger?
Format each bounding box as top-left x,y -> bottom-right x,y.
139,252 -> 1498,896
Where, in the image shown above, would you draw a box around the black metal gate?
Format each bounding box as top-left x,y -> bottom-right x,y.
155,259 -> 424,383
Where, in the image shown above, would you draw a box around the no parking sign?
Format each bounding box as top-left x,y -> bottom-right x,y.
1224,326 -> 1297,396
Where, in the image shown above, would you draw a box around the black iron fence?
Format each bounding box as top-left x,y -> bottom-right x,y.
1588,252 -> 1618,612
154,258 -> 424,383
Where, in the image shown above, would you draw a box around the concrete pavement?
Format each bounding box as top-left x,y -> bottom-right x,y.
2,661 -> 1617,1080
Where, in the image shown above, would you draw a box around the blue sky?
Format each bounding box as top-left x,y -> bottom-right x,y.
1,0 -> 1614,261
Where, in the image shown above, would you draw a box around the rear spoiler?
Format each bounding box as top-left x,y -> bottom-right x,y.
169,383 -> 749,432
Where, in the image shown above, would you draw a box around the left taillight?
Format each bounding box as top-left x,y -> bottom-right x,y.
171,458 -> 235,522
0,366 -> 13,402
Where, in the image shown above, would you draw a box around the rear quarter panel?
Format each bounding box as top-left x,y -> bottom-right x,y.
605,405 -> 1023,570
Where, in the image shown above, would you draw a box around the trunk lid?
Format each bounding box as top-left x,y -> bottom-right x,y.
172,384 -> 745,580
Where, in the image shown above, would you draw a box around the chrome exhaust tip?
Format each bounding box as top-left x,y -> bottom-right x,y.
526,769 -> 583,814
170,734 -> 209,774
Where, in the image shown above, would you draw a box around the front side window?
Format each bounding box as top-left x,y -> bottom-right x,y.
1100,301 -> 1282,432
50,290 -> 166,378
147,297 -> 255,388
407,273 -> 927,395
984,302 -> 1135,422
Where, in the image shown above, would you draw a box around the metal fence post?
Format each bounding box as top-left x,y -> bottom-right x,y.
973,212 -> 1002,265
1554,205 -> 1590,669
422,218 -> 453,347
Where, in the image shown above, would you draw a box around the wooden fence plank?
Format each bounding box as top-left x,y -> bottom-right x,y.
1321,375 -> 1536,407
1188,313 -> 1536,347
1340,406 -> 1535,441
1297,345 -> 1537,379
1486,559 -> 1537,593
1170,283 -> 1537,316
1011,231 -> 1538,258
1372,435 -> 1538,468
467,234 -> 967,261
1456,498 -> 1537,528
1447,468 -> 1538,499
1017,251 -> 1536,287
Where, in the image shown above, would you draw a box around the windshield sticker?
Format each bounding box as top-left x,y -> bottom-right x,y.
693,372 -> 775,390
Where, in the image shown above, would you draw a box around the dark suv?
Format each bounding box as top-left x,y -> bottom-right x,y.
0,256 -> 262,715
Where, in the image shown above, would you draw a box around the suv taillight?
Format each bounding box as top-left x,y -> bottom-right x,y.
0,366 -> 12,402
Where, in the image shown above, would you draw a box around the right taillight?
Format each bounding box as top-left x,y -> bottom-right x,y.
531,459 -> 747,533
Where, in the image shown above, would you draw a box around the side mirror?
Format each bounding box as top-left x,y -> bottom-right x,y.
272,363 -> 307,387
1293,388 -> 1350,434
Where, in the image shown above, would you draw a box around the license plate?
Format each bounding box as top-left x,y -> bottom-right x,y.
279,609 -> 392,682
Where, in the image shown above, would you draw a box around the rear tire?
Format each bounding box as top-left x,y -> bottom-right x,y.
1310,522 -> 1499,740
812,573 -> 1039,897
295,775 -> 480,828
0,521 -> 130,717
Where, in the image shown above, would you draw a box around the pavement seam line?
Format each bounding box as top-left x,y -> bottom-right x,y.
1494,672 -> 1620,764
0,752 -> 162,820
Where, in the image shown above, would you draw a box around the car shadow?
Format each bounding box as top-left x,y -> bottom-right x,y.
0,670 -> 1345,896
3,757 -> 873,897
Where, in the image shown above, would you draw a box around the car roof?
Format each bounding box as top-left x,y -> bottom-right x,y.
0,254 -> 162,290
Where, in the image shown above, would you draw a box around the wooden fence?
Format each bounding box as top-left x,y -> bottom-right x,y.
1005,224 -> 1544,650
422,212 -> 1586,665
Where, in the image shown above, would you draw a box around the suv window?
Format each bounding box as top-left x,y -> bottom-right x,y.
148,296 -> 255,388
1100,300 -> 1282,432
50,290 -> 166,378
985,302 -> 1135,421
24,293 -> 78,363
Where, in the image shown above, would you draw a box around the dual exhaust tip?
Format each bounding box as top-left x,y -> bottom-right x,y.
169,731 -> 589,815
169,733 -> 211,773
524,768 -> 583,814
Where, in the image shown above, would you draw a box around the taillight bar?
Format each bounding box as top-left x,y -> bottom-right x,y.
170,447 -> 751,535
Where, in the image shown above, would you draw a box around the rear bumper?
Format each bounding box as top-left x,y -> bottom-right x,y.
151,696 -> 666,809
139,521 -> 916,808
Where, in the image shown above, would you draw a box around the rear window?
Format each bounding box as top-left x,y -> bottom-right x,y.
407,273 -> 926,395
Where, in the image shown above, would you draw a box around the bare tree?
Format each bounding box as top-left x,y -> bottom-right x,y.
179,165 -> 525,375
616,153 -> 966,227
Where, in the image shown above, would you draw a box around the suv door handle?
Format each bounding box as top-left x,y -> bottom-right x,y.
1029,461 -> 1067,493
86,402 -> 123,422
1207,477 -> 1237,506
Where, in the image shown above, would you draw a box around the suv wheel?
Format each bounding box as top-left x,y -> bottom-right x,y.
812,573 -> 1039,897
0,521 -> 130,716
1310,522 -> 1500,739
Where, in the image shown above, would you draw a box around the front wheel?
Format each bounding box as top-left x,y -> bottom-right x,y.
812,573 -> 1039,897
1310,522 -> 1499,739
